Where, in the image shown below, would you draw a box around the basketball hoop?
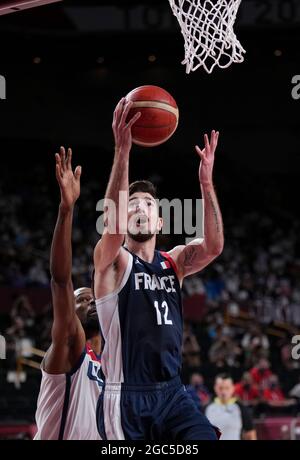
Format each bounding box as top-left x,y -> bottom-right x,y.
168,0 -> 245,74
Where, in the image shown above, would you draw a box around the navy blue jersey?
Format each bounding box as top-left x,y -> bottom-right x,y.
96,248 -> 183,384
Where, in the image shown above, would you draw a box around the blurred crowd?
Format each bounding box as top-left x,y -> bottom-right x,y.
0,175 -> 100,289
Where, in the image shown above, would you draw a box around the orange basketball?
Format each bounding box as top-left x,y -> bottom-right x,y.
125,85 -> 179,147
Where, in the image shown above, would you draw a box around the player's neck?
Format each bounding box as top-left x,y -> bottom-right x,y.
125,236 -> 156,263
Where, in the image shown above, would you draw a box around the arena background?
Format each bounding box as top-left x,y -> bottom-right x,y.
0,0 -> 300,440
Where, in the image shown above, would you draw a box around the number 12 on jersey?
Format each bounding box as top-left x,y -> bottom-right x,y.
153,300 -> 173,326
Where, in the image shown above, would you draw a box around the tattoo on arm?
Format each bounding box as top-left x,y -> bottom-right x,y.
56,211 -> 66,226
207,191 -> 221,233
181,189 -> 222,274
183,246 -> 198,269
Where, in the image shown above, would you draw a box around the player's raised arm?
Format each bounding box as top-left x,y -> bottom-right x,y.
174,130 -> 224,279
94,98 -> 141,272
44,147 -> 84,373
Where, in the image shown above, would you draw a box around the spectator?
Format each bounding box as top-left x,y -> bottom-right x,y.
209,335 -> 242,368
182,321 -> 201,370
241,323 -> 269,367
234,372 -> 260,406
250,358 -> 272,390
205,374 -> 257,440
11,295 -> 35,336
186,372 -> 211,409
262,375 -> 297,411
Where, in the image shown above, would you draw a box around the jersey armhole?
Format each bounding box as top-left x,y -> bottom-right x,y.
40,346 -> 86,377
67,347 -> 86,376
160,251 -> 180,279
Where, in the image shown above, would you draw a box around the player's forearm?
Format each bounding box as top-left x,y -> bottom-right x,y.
201,182 -> 224,256
104,149 -> 129,234
50,204 -> 73,284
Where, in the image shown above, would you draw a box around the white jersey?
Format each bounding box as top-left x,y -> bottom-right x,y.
34,344 -> 103,440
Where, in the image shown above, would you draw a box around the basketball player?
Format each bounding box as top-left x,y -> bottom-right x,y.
34,147 -> 102,440
94,98 -> 224,440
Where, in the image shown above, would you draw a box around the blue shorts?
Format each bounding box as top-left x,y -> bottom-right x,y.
96,376 -> 218,440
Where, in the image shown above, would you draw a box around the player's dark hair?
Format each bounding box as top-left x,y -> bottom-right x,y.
129,180 -> 157,200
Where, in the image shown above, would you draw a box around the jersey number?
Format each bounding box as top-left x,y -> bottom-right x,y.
153,300 -> 173,325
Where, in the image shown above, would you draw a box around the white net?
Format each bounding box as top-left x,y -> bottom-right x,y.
168,0 -> 246,74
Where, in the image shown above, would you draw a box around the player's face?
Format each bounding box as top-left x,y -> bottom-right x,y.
127,192 -> 162,242
75,288 -> 93,313
214,378 -> 235,403
74,288 -> 99,338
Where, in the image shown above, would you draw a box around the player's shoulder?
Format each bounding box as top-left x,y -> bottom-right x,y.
159,246 -> 184,280
94,246 -> 133,300
94,245 -> 130,280
167,245 -> 186,258
164,245 -> 185,268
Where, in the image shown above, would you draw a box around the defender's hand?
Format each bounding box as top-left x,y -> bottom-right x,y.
55,147 -> 81,210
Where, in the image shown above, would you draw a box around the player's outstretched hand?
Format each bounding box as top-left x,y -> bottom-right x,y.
195,130 -> 219,186
112,97 -> 141,156
55,147 -> 81,210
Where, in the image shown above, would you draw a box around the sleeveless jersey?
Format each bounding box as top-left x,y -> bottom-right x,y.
34,344 -> 103,440
96,249 -> 183,384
